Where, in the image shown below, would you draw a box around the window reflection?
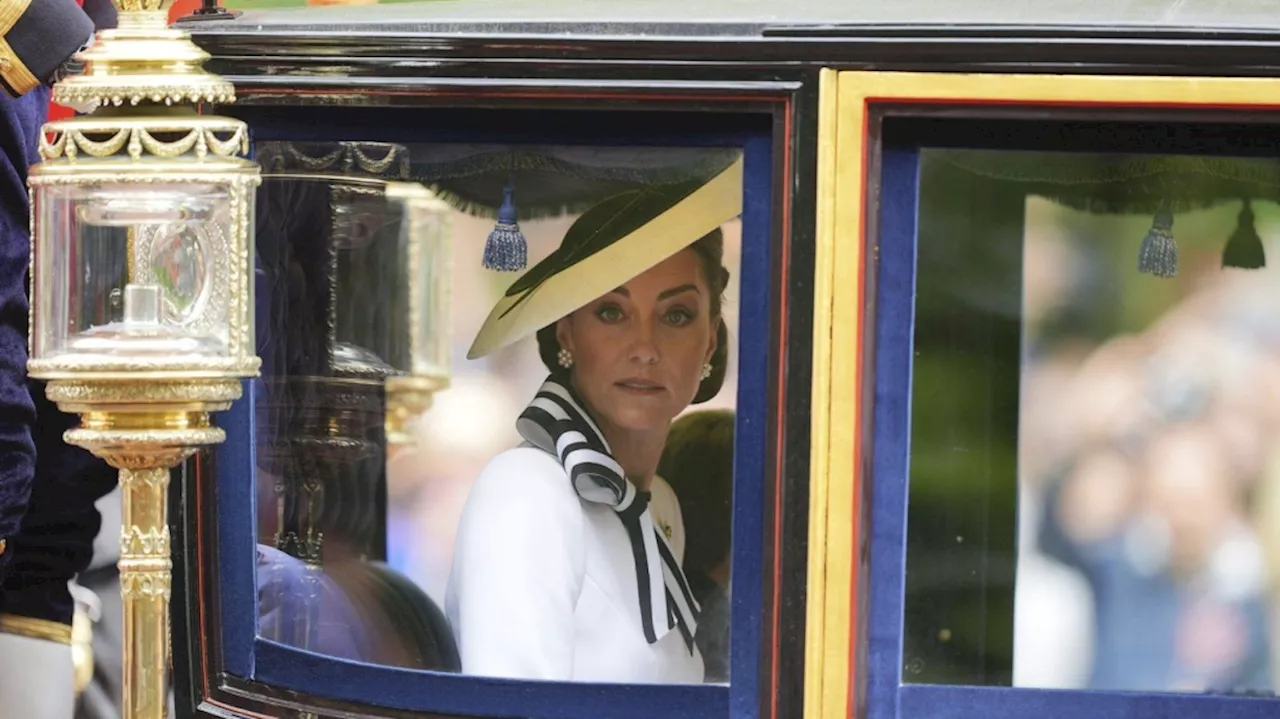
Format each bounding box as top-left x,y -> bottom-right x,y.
906,149 -> 1280,696
252,144 -> 460,671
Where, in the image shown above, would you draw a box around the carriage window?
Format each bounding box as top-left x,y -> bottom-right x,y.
904,148 -> 1280,696
250,142 -> 742,685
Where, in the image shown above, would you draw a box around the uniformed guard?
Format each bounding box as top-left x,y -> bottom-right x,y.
0,1 -> 122,717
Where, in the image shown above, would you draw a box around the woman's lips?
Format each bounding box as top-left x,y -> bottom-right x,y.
615,379 -> 665,395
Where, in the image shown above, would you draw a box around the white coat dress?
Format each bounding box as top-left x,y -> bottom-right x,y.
446,445 -> 705,683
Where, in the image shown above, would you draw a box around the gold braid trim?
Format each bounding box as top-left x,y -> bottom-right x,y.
0,0 -> 28,34
0,0 -> 36,97
0,613 -> 73,644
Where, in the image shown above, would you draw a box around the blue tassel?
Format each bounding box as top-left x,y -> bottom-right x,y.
1138,202 -> 1178,278
483,182 -> 527,272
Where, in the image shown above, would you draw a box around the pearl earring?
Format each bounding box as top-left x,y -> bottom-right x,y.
700,363 -> 712,381
557,348 -> 573,369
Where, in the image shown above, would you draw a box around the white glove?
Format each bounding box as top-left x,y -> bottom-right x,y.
49,31 -> 100,115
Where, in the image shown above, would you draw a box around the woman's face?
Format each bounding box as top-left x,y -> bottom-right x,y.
556,248 -> 718,434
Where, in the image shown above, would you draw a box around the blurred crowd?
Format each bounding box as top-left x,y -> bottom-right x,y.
1015,197 -> 1280,694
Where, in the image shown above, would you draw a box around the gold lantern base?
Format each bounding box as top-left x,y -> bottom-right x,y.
44,376 -> 241,719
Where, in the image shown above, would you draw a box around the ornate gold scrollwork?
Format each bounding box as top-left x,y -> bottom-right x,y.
39,120 -> 249,163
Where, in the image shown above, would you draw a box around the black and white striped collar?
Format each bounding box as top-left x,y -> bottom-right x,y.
517,376 -> 700,652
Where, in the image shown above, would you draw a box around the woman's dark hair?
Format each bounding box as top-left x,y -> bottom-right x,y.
657,409 -> 735,602
536,228 -> 731,404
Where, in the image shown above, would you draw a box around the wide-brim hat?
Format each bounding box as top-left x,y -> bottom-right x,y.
467,156 -> 743,360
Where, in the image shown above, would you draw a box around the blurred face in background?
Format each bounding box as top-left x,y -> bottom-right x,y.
1058,448 -> 1135,545
1141,424 -> 1239,574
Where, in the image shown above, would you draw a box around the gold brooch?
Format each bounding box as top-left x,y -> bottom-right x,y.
660,521 -> 673,540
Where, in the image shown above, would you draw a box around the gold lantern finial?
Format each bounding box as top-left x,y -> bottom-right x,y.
53,0 -> 234,110
26,3 -> 261,719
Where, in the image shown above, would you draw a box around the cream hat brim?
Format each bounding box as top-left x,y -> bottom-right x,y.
467,156 -> 744,360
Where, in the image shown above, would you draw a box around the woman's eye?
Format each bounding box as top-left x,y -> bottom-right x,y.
665,308 -> 694,326
596,305 -> 624,323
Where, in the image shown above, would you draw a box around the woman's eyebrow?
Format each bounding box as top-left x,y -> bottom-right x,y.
658,284 -> 699,301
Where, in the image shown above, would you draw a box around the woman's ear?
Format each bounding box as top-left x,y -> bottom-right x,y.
705,316 -> 721,363
555,316 -> 574,355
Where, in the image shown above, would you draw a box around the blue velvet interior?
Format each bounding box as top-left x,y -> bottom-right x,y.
207,106 -> 776,719
255,639 -> 726,718
868,145 -> 921,719
870,130 -> 1280,719
213,379 -> 258,678
727,133 -> 772,718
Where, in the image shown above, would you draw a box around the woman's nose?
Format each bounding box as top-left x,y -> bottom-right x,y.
627,319 -> 659,364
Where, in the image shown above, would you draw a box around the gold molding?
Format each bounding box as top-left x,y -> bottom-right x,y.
27,164 -> 260,184
806,69 -> 1280,719
46,379 -> 242,406
838,69 -> 1280,109
0,613 -> 72,644
803,64 -> 844,716
28,356 -> 261,381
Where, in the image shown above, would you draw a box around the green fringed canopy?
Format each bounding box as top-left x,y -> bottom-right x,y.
932,151 -> 1280,215
257,140 -> 744,221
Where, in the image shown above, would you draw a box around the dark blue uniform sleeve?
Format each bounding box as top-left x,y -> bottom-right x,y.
0,0 -> 120,626
0,385 -> 117,625
0,83 -> 47,583
0,83 -> 119,627
0,0 -> 94,98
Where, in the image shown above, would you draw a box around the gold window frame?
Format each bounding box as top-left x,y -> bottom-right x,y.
806,69 -> 1280,719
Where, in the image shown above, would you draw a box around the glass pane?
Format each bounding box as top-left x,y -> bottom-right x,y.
904,148 -> 1280,696
31,181 -> 235,365
251,143 -> 743,686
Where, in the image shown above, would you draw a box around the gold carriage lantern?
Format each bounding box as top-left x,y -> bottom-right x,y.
384,182 -> 453,446
25,2 -> 260,718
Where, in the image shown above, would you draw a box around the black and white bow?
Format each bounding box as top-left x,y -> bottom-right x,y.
517,377 -> 700,652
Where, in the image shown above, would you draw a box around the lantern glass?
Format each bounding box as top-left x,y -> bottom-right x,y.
284,179 -> 452,381
324,182 -> 412,376
30,176 -> 255,371
252,176 -> 453,567
395,188 -> 452,382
